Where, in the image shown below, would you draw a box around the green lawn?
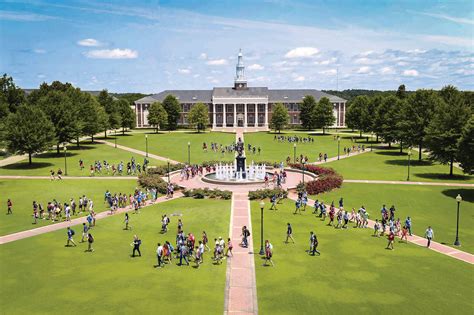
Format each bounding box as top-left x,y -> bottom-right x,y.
326,147 -> 474,183
244,131 -> 370,163
251,199 -> 473,314
115,131 -> 236,164
310,183 -> 474,253
0,179 -> 137,236
0,141 -> 164,177
0,197 -> 230,314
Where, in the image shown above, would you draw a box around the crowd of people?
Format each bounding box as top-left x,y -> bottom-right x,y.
82,157 -> 150,176
274,135 -> 314,144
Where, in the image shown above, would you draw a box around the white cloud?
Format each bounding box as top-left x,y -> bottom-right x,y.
380,66 -> 395,75
355,57 -> 382,65
33,49 -> 46,54
319,69 -> 337,75
397,61 -> 409,66
37,74 -> 46,79
421,35 -> 472,47
403,69 -> 419,77
315,57 -> 337,65
418,12 -> 474,25
360,50 -> 374,56
83,48 -> 138,59
0,10 -> 55,22
193,74 -> 200,78
178,68 -> 191,74
199,53 -> 208,60
356,66 -> 371,74
77,38 -> 102,47
248,63 -> 264,70
206,58 -> 228,65
293,75 -> 305,82
285,47 -> 319,58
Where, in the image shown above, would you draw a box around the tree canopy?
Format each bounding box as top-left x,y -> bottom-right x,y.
270,103 -> 289,133
162,95 -> 181,130
147,102 -> 168,133
188,102 -> 209,132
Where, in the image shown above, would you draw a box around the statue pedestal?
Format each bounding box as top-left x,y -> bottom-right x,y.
236,155 -> 246,179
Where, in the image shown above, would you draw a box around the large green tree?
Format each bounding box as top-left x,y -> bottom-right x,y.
147,102 -> 168,133
396,84 -> 407,99
162,95 -> 181,130
5,105 -> 55,164
313,97 -> 335,134
378,95 -> 405,149
398,89 -> 440,160
97,90 -> 121,137
457,114 -> 474,174
345,96 -> 369,136
300,95 -> 317,130
117,99 -> 135,134
270,103 -> 289,133
424,86 -> 471,175
0,74 -> 25,114
80,94 -> 106,142
188,102 -> 209,133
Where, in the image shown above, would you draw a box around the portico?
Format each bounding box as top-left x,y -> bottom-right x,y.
212,99 -> 269,129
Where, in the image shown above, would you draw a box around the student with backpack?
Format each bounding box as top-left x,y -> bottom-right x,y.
131,235 -> 142,257
87,233 -> 94,252
66,227 -> 77,247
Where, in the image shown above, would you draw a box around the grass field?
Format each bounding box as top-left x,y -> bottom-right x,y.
250,199 -> 473,314
0,197 -> 230,314
326,147 -> 473,183
0,141 -> 164,177
0,179 -> 137,236
115,131 -> 236,164
244,131 -> 368,163
310,183 -> 474,253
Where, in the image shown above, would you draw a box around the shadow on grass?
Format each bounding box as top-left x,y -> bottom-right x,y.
442,188 -> 474,203
1,162 -> 54,170
385,159 -> 434,167
416,173 -> 472,182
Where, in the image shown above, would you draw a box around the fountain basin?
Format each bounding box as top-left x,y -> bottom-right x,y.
202,171 -> 275,185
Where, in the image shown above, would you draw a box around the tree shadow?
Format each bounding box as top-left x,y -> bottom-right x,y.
415,173 -> 472,182
39,151 -> 79,158
376,151 -> 407,157
442,189 -> 474,203
1,162 -> 54,170
385,159 -> 434,167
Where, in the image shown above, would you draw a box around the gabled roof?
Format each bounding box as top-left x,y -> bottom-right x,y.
135,90 -> 213,104
212,87 -> 269,98
268,89 -> 345,103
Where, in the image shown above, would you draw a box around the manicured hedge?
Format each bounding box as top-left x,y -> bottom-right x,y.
183,188 -> 232,200
248,188 -> 288,200
289,163 -> 343,195
147,163 -> 184,175
138,173 -> 178,194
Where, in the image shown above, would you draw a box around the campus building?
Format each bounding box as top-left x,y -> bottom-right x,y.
134,50 -> 347,130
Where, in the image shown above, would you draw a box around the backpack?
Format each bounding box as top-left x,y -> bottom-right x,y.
71,229 -> 75,236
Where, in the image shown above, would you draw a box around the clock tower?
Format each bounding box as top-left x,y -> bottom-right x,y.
234,49 -> 247,90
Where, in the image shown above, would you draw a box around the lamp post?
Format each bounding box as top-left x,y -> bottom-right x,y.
114,129 -> 117,148
302,160 -> 306,185
167,158 -> 170,183
187,142 -> 191,165
293,143 -> 296,163
145,135 -> 149,158
259,200 -> 265,255
337,136 -> 341,160
454,194 -> 462,246
406,148 -> 412,181
370,132 -> 374,152
63,145 -> 68,176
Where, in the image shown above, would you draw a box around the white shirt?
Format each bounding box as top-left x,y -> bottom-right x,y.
156,245 -> 163,256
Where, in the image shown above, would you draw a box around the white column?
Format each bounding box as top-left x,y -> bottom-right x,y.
213,103 -> 216,128
233,104 -> 237,127
264,103 -> 268,127
223,103 -> 227,127
244,103 -> 247,127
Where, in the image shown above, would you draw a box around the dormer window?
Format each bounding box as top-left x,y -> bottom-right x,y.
192,96 -> 197,100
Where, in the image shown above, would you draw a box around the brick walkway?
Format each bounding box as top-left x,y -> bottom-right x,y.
0,193 -> 183,245
287,191 -> 474,264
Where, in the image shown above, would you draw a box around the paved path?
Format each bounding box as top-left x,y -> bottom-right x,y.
0,193 -> 183,245
287,191 -> 473,264
344,179 -> 474,187
96,139 -> 181,164
311,148 -> 371,165
224,192 -> 258,314
0,175 -> 137,180
0,154 -> 28,167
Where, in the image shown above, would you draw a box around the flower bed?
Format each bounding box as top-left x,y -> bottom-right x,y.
289,163 -> 343,195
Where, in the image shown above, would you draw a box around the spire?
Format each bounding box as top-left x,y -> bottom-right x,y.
234,49 -> 247,89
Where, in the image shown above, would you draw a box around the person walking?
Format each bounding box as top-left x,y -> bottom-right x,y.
81,223 -> 89,242
405,216 -> 412,236
66,227 -> 77,247
124,213 -> 131,230
87,233 -> 94,252
386,231 -> 395,250
263,240 -> 274,266
6,199 -> 13,215
425,226 -> 434,248
285,223 -> 295,244
131,235 -> 142,257
155,243 -> 164,268
309,232 -> 320,255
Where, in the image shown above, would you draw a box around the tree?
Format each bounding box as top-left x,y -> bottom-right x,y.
313,97 -> 335,134
424,86 -> 471,176
396,84 -> 406,99
147,102 -> 168,133
80,95 -> 105,142
300,95 -> 317,130
270,103 -> 289,133
162,95 -> 181,130
368,95 -> 384,141
36,90 -> 81,154
117,99 -> 135,134
5,105 -> 54,164
345,96 -> 368,136
398,89 -> 440,160
457,114 -> 474,174
188,102 -> 209,132
377,96 -> 404,149
0,74 -> 26,114
97,89 -> 121,137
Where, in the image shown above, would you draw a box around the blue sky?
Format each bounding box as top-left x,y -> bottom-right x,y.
0,0 -> 473,92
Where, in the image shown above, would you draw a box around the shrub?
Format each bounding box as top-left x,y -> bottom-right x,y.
248,188 -> 288,200
288,163 -> 343,194
147,163 -> 185,176
288,163 -> 337,176
138,173 -> 178,194
183,188 -> 232,200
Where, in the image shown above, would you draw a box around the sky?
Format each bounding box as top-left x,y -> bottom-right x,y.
0,0 -> 473,92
